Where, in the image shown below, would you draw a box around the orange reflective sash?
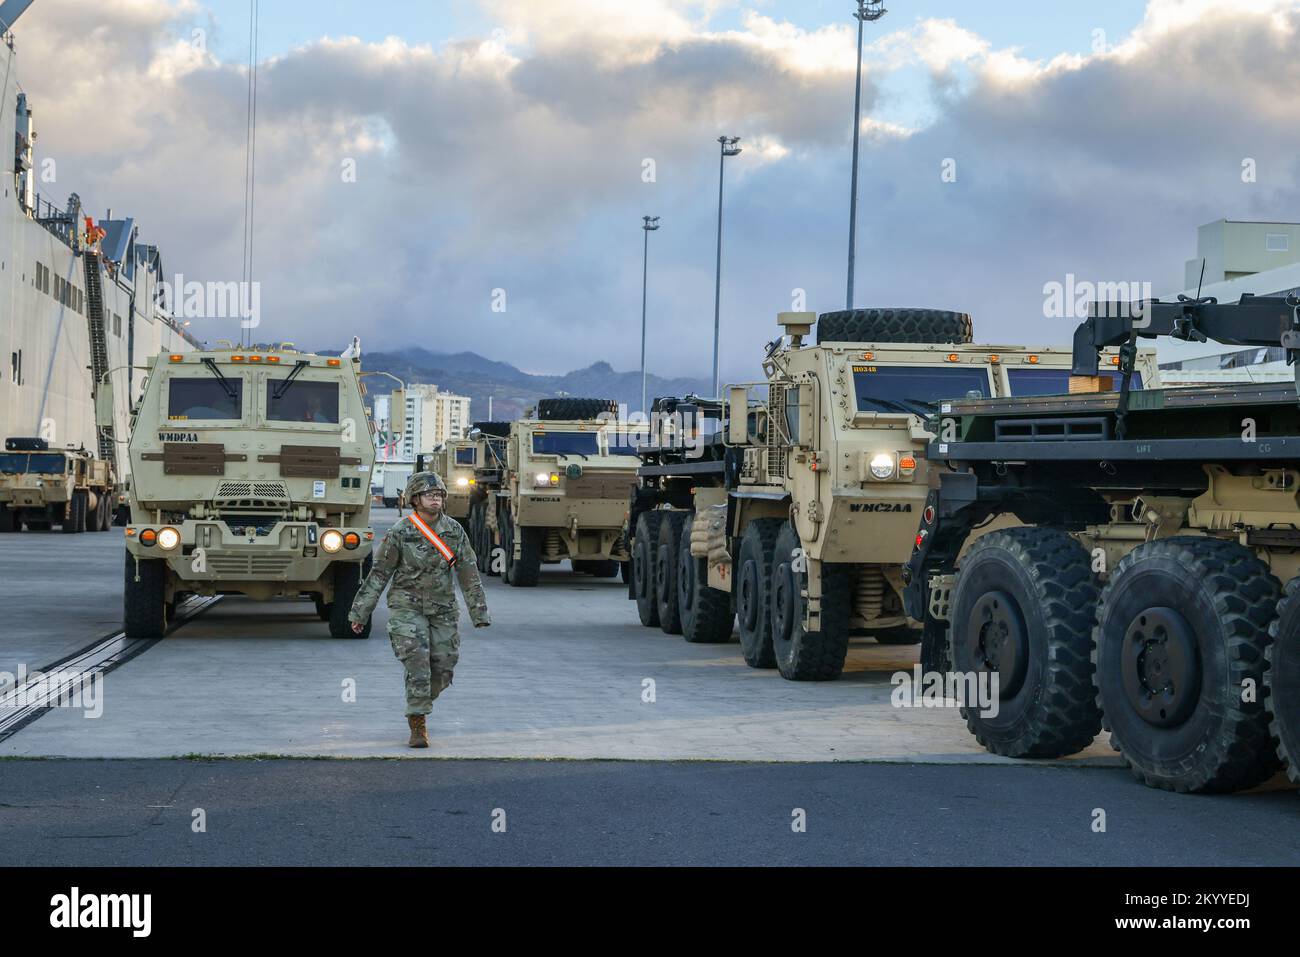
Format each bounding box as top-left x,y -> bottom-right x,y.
407,512 -> 456,565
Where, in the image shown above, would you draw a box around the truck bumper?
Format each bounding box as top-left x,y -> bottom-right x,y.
124,520 -> 374,593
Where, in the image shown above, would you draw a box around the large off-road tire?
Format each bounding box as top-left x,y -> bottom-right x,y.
632,512 -> 661,627
873,625 -> 924,645
655,512 -> 688,635
678,511 -> 734,644
950,527 -> 1102,758
1095,537 -> 1280,793
0,507 -> 14,533
736,518 -> 782,669
535,397 -> 618,421
472,421 -> 511,438
816,308 -> 973,345
314,596 -> 332,621
329,556 -> 373,639
503,511 -> 541,587
88,494 -> 108,532
1268,578 -> 1300,786
123,552 -> 168,640
586,559 -> 619,578
769,523 -> 852,680
62,490 -> 87,534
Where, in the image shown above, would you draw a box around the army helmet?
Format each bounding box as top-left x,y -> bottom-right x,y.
405,470 -> 448,500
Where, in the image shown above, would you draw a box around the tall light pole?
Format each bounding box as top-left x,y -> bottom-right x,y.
712,135 -> 742,398
845,0 -> 887,310
639,215 -> 660,416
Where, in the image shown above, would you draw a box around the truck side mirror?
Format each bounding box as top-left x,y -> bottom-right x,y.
727,386 -> 749,445
95,380 -> 115,430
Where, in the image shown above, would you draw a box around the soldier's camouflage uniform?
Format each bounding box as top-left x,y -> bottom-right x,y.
349,506 -> 490,715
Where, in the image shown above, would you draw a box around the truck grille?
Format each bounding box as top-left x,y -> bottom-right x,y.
205,555 -> 296,577
216,481 -> 289,500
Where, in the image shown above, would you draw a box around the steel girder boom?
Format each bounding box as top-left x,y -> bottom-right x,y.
1071,294 -> 1300,376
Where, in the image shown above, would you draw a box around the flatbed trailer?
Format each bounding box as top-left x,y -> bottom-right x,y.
906,295 -> 1300,793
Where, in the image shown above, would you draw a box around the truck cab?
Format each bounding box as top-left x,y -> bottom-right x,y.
121,346 -> 376,639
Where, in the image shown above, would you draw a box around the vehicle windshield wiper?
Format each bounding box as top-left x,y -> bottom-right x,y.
201,358 -> 238,401
272,360 -> 310,400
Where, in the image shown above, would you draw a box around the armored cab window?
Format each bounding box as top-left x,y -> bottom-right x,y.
0,453 -> 29,473
26,453 -> 66,473
1007,368 -> 1141,396
455,447 -> 477,466
532,432 -> 599,456
605,433 -> 642,457
852,364 -> 991,413
169,377 -> 243,421
265,379 -> 340,424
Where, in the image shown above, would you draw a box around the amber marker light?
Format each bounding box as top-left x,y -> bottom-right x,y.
139,528 -> 158,546
946,354 -> 960,362
326,358 -> 341,367
168,354 -> 184,363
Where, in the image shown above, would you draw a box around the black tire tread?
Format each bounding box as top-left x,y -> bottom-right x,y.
679,511 -> 734,644
1095,536 -> 1279,793
736,518 -> 783,669
816,308 -> 973,345
956,527 -> 1102,758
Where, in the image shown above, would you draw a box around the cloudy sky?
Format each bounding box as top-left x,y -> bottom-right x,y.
12,0 -> 1300,378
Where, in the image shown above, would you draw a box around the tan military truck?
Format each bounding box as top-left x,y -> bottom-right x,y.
627,308 -> 1158,681
463,421 -> 511,577
416,441 -> 477,530
112,346 -> 377,640
906,294 -> 1299,793
0,438 -> 116,533
486,398 -> 640,586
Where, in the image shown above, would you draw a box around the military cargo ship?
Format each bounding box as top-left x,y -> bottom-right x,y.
0,0 -> 199,501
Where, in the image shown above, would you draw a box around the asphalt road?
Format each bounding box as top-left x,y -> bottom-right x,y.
0,759 -> 1295,866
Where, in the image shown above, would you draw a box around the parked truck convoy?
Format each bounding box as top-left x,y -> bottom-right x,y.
0,437 -> 116,533
465,400 -> 640,586
906,294 -> 1300,793
116,345 -> 377,640
626,308 -> 1157,682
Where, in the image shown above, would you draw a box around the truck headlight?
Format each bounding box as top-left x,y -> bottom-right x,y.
157,526 -> 181,551
534,472 -> 558,487
321,529 -> 344,553
456,476 -> 469,487
869,452 -> 896,480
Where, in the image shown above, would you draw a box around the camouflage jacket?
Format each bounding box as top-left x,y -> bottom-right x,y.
349,511 -> 490,626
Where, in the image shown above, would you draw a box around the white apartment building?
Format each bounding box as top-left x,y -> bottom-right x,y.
399,384 -> 472,458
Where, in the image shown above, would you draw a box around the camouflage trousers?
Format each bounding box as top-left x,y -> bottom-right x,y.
387,608 -> 460,716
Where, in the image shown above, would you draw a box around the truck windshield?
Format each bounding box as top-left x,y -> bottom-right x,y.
169,377 -> 243,421
266,379 -> 340,424
0,453 -> 66,473
532,432 -> 599,456
853,365 -> 991,412
455,447 -> 477,466
1008,368 -> 1142,396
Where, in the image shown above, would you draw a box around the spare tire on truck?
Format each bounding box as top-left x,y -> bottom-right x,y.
535,398 -> 618,421
816,308 -> 973,345
472,421 -> 512,438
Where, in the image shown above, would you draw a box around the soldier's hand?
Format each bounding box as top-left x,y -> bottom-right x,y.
351,621 -> 365,634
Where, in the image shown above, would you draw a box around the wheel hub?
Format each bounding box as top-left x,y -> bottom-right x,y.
772,561 -> 795,642
966,591 -> 1027,697
1121,606 -> 1199,728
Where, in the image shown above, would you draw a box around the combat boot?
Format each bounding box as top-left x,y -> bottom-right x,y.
406,714 -> 429,748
